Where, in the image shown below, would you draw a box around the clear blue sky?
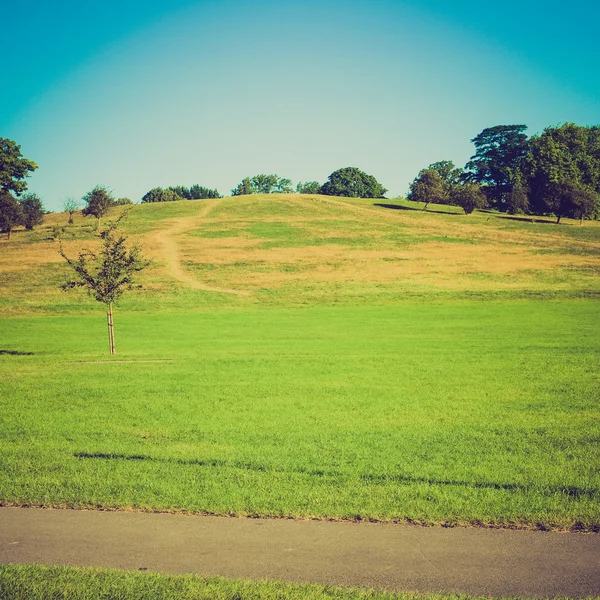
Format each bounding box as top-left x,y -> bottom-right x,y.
3,0 -> 599,210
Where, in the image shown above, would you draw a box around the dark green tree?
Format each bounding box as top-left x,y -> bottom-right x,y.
296,181 -> 321,194
18,193 -> 45,229
231,177 -> 254,196
449,182 -> 487,214
407,168 -> 445,210
428,160 -> 464,202
0,192 -> 24,240
59,214 -> 150,355
189,184 -> 221,199
0,138 -> 38,195
141,187 -> 180,203
82,185 -> 114,225
506,173 -> 529,215
464,125 -> 529,208
167,186 -> 190,199
524,123 -> 600,221
321,167 -> 387,198
541,181 -> 598,224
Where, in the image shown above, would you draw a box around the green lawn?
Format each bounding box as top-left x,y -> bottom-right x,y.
1,300 -> 598,529
0,565 -> 505,600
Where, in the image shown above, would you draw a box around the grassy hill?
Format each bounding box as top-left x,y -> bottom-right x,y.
1,195 -> 599,530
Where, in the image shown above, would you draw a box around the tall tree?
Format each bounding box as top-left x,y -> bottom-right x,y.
464,125 -> 529,208
59,215 -> 149,355
0,192 -> 24,240
524,123 -> 600,221
231,177 -> 253,196
0,138 -> 38,195
321,167 -> 387,198
18,193 -> 45,229
407,168 -> 445,210
506,173 -> 529,215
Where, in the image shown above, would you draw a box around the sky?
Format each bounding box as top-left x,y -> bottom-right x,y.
3,0 -> 599,210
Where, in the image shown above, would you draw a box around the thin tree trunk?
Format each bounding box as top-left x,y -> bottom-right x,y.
423,202 -> 429,211
7,228 -> 11,240
107,302 -> 116,355
556,215 -> 561,224
580,215 -> 583,226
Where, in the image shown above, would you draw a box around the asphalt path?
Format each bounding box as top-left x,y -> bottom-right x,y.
1,507 -> 599,597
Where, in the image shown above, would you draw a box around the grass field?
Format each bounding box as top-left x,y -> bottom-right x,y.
0,564 -> 511,600
1,195 -> 599,530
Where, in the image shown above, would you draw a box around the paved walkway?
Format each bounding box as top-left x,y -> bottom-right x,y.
1,507 -> 599,597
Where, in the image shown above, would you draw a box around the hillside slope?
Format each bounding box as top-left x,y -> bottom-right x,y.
1,194 -> 599,313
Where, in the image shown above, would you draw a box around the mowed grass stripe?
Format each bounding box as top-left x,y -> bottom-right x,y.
1,301 -> 599,529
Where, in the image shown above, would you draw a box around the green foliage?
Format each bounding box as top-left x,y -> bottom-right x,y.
231,174 -> 292,196
59,215 -> 149,306
296,181 -> 322,194
407,168 -> 445,209
0,191 -> 23,238
82,186 -> 114,220
0,138 -> 38,196
321,167 -> 387,198
114,197 -> 133,206
525,123 -> 600,221
465,125 -> 529,208
449,182 -> 487,214
142,187 -> 181,203
506,173 -> 529,215
168,185 -> 191,200
189,184 -> 221,199
18,193 -> 45,230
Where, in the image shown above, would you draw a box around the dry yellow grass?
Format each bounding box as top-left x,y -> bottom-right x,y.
1,194 -> 599,311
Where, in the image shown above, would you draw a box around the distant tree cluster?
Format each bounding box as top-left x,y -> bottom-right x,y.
232,168 -> 387,199
231,174 -> 293,196
142,185 -> 221,203
408,123 -> 600,222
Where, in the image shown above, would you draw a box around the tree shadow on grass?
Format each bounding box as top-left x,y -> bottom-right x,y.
74,452 -> 596,499
374,203 -> 461,216
0,349 -> 34,356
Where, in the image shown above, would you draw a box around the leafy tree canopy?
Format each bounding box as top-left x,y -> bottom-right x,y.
0,192 -> 24,239
231,174 -> 293,196
407,168 -> 445,209
296,181 -> 322,194
82,185 -> 114,220
321,167 -> 387,198
18,193 -> 44,229
141,187 -> 180,203
0,138 -> 38,196
464,125 -> 528,207
449,182 -> 487,214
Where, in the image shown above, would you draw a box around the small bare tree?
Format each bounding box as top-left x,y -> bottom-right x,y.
62,197 -> 80,224
58,214 -> 149,355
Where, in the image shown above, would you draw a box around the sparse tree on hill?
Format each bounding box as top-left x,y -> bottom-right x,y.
449,182 -> 487,214
82,185 -> 114,226
63,197 -> 80,224
18,193 -> 44,229
296,181 -> 321,194
407,168 -> 445,210
58,214 -> 149,355
0,138 -> 38,196
321,167 -> 387,198
0,192 -> 24,240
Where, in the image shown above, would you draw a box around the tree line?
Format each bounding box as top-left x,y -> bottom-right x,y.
408,123 -> 600,222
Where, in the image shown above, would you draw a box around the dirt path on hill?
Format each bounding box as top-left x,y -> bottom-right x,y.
150,200 -> 250,296
1,507 -> 599,597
